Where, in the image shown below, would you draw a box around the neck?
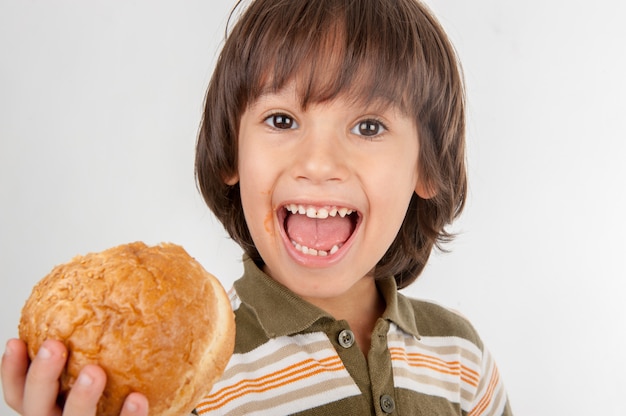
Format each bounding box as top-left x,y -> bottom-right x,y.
303,276 -> 386,355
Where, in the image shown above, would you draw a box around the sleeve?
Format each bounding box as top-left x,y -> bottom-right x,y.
467,346 -> 513,416
407,297 -> 514,415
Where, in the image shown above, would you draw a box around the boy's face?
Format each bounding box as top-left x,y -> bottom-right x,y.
229,82 -> 428,301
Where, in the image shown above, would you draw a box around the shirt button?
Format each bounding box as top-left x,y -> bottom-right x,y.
380,394 -> 395,414
337,329 -> 355,348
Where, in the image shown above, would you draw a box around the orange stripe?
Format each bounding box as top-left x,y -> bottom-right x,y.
391,349 -> 481,380
197,363 -> 345,413
389,347 -> 474,371
389,347 -> 480,388
468,365 -> 500,416
196,356 -> 345,413
200,356 -> 342,405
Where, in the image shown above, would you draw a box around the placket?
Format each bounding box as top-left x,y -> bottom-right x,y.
368,318 -> 397,415
326,318 -> 397,415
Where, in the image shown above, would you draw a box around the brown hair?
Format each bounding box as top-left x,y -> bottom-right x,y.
195,0 -> 467,288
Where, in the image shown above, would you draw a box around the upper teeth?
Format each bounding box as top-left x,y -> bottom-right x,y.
285,204 -> 354,219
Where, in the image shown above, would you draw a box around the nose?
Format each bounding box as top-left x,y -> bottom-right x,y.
292,128 -> 349,184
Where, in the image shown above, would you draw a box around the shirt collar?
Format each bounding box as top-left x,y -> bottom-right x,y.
377,274 -> 422,339
234,256 -> 333,337
234,255 -> 421,339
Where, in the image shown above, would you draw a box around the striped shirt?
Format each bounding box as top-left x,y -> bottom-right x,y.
193,257 -> 512,415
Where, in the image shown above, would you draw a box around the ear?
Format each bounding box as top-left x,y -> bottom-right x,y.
415,177 -> 436,199
224,173 -> 239,186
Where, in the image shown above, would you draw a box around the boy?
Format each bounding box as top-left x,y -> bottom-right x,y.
2,0 -> 512,414
193,0 -> 512,414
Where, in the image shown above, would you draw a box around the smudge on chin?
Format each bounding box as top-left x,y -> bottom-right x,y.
264,209 -> 274,235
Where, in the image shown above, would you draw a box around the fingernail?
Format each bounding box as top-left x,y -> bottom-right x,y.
4,340 -> 13,356
124,400 -> 139,412
77,371 -> 94,386
37,345 -> 52,359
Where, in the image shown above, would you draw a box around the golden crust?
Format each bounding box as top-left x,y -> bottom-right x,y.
19,242 -> 235,416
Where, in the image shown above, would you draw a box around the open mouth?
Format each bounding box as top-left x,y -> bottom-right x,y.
280,204 -> 359,257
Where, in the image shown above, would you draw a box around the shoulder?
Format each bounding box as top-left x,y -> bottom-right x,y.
402,294 -> 485,350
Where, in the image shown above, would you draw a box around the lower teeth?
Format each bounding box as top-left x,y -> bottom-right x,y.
291,241 -> 341,256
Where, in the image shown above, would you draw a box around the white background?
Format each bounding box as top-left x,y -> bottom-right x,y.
1,1 -> 625,414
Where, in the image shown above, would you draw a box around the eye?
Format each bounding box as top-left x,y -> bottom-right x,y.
351,119 -> 387,137
264,113 -> 298,130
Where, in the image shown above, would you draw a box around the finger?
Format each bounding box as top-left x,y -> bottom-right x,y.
22,339 -> 66,416
61,365 -> 106,416
119,392 -> 149,416
1,339 -> 30,412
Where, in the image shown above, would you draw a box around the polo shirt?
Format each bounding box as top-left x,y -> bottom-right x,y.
193,256 -> 512,415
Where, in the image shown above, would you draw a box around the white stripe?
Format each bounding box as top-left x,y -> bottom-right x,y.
228,286 -> 241,312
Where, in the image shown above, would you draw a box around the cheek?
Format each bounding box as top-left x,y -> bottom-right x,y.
367,157 -> 418,231
239,170 -> 276,242
373,165 -> 418,203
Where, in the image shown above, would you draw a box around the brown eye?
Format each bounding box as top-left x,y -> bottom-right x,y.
265,113 -> 298,130
352,119 -> 386,137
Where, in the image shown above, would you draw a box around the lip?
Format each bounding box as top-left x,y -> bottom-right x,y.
276,201 -> 361,268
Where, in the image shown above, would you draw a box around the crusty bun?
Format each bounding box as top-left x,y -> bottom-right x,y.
19,242 -> 235,416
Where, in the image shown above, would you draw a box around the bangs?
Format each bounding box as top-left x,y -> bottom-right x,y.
231,0 -> 434,113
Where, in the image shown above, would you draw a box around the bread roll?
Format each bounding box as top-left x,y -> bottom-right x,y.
18,242 -> 235,416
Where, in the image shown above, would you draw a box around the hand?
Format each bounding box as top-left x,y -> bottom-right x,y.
2,339 -> 149,416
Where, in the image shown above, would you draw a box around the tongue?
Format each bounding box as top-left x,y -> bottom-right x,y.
286,214 -> 353,250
